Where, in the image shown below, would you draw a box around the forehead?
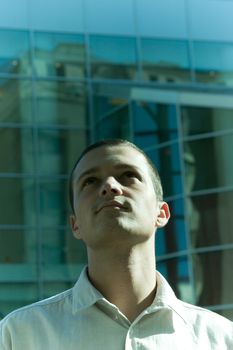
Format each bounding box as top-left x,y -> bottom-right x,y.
73,145 -> 150,178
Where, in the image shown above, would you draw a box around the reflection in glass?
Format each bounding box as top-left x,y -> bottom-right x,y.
38,128 -> 88,175
0,29 -> 31,75
94,105 -> 130,140
133,101 -> 178,148
141,38 -> 191,83
218,309 -> 233,322
147,142 -> 182,198
184,133 -> 233,192
0,284 -> 38,319
34,32 -> 86,78
157,256 -> 193,304
0,179 -> 35,225
93,94 -> 128,120
156,199 -> 187,256
193,41 -> 233,86
188,191 -> 233,248
35,81 -> 87,125
41,229 -> 87,265
89,35 -> 137,80
181,106 -> 233,136
0,79 -> 32,123
0,229 -> 36,264
193,249 -> 233,307
39,179 -> 69,227
42,282 -> 75,300
0,128 -> 34,173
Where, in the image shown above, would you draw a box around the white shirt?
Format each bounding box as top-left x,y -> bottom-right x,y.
1,267 -> 233,349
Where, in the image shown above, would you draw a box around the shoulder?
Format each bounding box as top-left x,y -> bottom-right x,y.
179,299 -> 233,342
0,288 -> 73,329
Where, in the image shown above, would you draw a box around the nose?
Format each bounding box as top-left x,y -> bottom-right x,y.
99,176 -> 123,197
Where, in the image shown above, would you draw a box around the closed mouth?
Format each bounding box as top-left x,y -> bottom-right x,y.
97,201 -> 127,213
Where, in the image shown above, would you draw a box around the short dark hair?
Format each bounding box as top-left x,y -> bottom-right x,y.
69,139 -> 163,213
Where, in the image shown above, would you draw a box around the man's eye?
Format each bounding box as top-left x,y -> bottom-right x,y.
123,171 -> 141,180
82,177 -> 97,187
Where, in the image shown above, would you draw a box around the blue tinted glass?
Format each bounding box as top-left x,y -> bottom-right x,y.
184,133 -> 233,192
38,129 -> 89,175
156,198 -> 187,256
0,179 -> 35,225
157,256 -> 193,303
89,35 -> 137,80
0,79 -> 32,123
39,179 -> 68,226
94,105 -> 130,140
0,128 -> 34,173
94,94 -> 128,120
35,81 -> 87,125
34,32 -> 86,78
141,38 -> 191,83
181,106 -> 233,136
193,41 -> 233,86
147,143 -> 182,198
0,29 -> 31,75
133,101 -> 178,148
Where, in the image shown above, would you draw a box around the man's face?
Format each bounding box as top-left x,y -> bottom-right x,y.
70,145 -> 168,250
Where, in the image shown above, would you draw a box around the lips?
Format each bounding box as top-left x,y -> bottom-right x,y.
96,200 -> 127,213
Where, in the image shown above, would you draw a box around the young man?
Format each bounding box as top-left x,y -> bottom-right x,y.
1,139 -> 233,349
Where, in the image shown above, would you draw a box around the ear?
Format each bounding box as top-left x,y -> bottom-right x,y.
70,215 -> 82,240
155,202 -> 170,228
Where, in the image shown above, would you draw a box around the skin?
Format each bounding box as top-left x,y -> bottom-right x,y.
70,144 -> 170,322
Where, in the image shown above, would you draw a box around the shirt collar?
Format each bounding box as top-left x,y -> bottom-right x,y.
150,271 -> 188,324
72,266 -> 104,313
72,266 -> 188,324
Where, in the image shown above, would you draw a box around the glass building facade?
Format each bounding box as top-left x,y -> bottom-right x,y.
1,0 -> 233,320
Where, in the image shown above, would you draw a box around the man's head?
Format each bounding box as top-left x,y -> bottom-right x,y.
69,139 -> 163,214
69,139 -> 170,250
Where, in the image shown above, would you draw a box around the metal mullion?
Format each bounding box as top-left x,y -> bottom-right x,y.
157,243 -> 233,262
29,28 -> 44,301
176,102 -> 196,303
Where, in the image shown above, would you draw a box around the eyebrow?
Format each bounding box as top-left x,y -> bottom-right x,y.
75,163 -> 143,185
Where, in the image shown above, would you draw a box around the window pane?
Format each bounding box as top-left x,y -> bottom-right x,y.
34,32 -> 86,78
42,282 -> 74,300
42,229 -> 86,263
141,38 -> 191,83
193,41 -> 233,86
193,249 -> 233,307
156,198 -> 187,256
188,191 -> 233,248
39,179 -> 69,226
0,29 -> 31,75
184,133 -> 233,192
147,143 -> 182,198
133,101 -> 178,148
0,179 -> 35,225
93,94 -> 128,120
0,282 -> 38,318
90,35 -> 137,80
38,128 -> 89,175
35,81 -> 88,125
94,105 -> 131,140
0,79 -> 32,123
218,309 -> 233,322
181,106 -> 233,136
0,128 -> 34,173
41,228 -> 87,265
0,229 -> 36,264
157,256 -> 193,304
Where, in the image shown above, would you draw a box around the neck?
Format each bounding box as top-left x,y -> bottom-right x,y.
87,236 -> 157,322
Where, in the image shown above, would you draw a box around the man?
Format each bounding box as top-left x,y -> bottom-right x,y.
1,139 -> 233,349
